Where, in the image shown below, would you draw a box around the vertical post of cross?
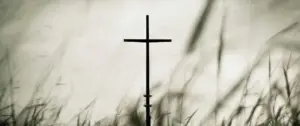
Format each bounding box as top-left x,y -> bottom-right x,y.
145,15 -> 151,126
124,15 -> 172,126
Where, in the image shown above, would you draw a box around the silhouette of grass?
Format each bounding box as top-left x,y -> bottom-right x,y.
1,0 -> 300,126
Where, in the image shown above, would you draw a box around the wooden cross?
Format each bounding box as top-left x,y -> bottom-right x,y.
124,15 -> 172,126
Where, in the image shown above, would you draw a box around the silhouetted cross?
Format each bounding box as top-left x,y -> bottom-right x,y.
124,15 -> 172,126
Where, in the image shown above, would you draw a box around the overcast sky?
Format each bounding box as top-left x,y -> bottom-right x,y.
1,0 -> 300,124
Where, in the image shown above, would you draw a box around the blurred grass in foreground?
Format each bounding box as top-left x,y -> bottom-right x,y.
1,0 -> 300,126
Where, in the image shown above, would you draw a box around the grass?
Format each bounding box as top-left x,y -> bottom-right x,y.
1,0 -> 300,126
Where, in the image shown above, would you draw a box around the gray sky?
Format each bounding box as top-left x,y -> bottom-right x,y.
1,0 -> 300,125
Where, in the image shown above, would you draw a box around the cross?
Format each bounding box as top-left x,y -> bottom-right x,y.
124,15 -> 172,126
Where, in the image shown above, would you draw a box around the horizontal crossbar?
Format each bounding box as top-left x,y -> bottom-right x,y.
124,39 -> 172,43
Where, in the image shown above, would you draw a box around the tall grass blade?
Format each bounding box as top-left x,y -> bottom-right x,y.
185,0 -> 216,54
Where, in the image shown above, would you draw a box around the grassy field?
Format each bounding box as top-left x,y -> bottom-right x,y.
1,0 -> 300,126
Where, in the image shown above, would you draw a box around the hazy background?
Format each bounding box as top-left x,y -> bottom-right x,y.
1,0 -> 300,124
